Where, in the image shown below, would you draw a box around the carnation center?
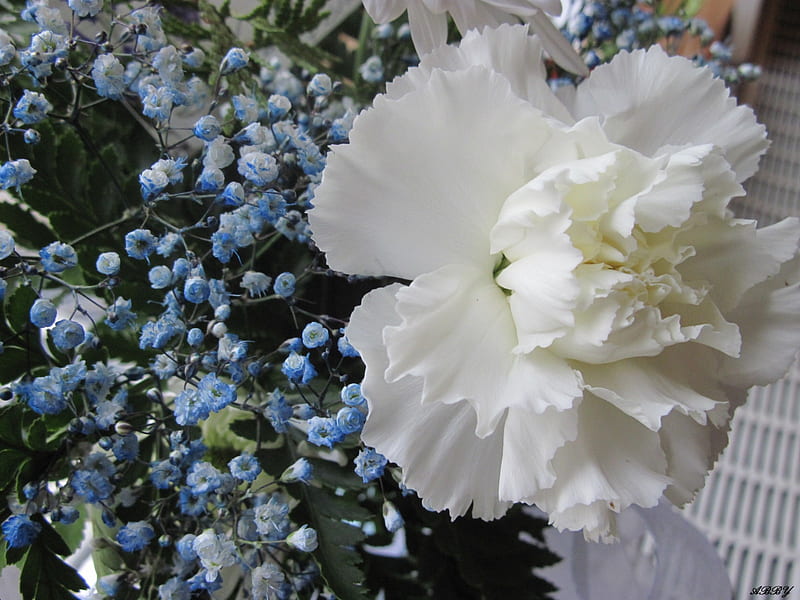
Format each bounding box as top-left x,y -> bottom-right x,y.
489,149 -> 712,363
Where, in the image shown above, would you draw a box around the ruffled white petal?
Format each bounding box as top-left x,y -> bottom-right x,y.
406,1 -> 449,56
362,0 -> 408,23
314,25 -> 800,540
484,0 -> 563,16
580,346 -> 726,431
383,263 -> 583,436
660,382 -> 743,508
533,394 -> 672,541
633,145 -> 741,233
445,0 -> 515,34
310,65 -> 557,279
658,411 -> 717,506
491,183 -> 583,351
349,284 -> 511,519
677,216 -> 800,313
529,10 -> 589,77
498,405 -> 578,499
720,244 -> 800,386
385,24 -> 573,123
570,46 -> 768,183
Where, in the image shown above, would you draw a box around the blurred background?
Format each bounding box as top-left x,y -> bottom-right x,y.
683,0 -> 800,598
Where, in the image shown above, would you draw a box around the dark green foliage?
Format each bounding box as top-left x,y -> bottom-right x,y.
19,517 -> 88,600
238,0 -> 329,35
364,495 -> 560,600
0,203 -> 53,250
0,402 -> 71,509
255,437 -> 371,600
229,410 -> 279,445
299,485 -> 371,600
4,284 -> 37,336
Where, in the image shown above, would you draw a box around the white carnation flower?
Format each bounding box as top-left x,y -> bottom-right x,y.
362,0 -> 587,75
309,25 -> 800,542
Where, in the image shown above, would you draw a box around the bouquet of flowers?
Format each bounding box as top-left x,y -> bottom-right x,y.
0,1 -> 795,599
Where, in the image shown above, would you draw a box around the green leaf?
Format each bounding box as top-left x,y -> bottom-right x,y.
29,120 -> 59,179
25,418 -> 49,451
40,411 -> 73,450
20,539 -> 87,600
683,0 -> 704,16
307,457 -> 364,490
48,211 -> 92,246
0,202 -> 54,249
17,186 -> 66,222
0,404 -> 27,447
250,20 -> 339,71
54,128 -> 89,209
229,411 -> 278,444
87,144 -> 128,223
398,503 -> 560,600
302,485 -> 370,600
31,514 -> 71,556
5,284 -> 37,335
5,543 -> 28,566
0,345 -> 46,386
0,448 -> 30,494
14,456 -> 36,502
53,505 -> 86,555
89,505 -> 134,580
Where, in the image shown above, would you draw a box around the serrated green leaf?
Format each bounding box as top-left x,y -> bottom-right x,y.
250,20 -> 339,71
229,411 -> 279,444
87,144 -> 129,223
47,211 -> 91,244
20,539 -> 87,600
54,128 -> 89,209
307,457 -> 364,490
0,202 -> 54,249
0,345 -> 46,385
161,9 -> 212,42
24,418 -> 48,451
5,285 -> 37,335
15,456 -> 35,502
255,444 -> 293,479
53,505 -> 86,555
303,485 -> 370,600
5,542 -> 28,565
406,505 -> 560,600
31,514 -> 71,556
40,411 -> 72,450
17,187 -> 67,222
28,120 -> 58,184
0,404 -> 26,447
0,448 -> 29,495
89,506 -> 124,579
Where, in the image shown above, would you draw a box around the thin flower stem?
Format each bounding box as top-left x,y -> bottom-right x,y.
68,210 -> 136,245
353,10 -> 373,84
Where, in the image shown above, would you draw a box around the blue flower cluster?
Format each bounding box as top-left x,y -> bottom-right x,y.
0,3 -> 397,598
558,0 -> 762,84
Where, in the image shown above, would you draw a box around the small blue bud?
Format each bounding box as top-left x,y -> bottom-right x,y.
30,298 -> 57,328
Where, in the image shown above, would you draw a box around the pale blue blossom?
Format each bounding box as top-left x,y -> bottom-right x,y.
0,159 -> 37,189
92,54 -> 126,99
68,0 -> 103,17
13,90 -> 52,124
220,47 -> 249,74
237,152 -> 278,186
192,530 -> 237,581
0,230 -> 15,260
